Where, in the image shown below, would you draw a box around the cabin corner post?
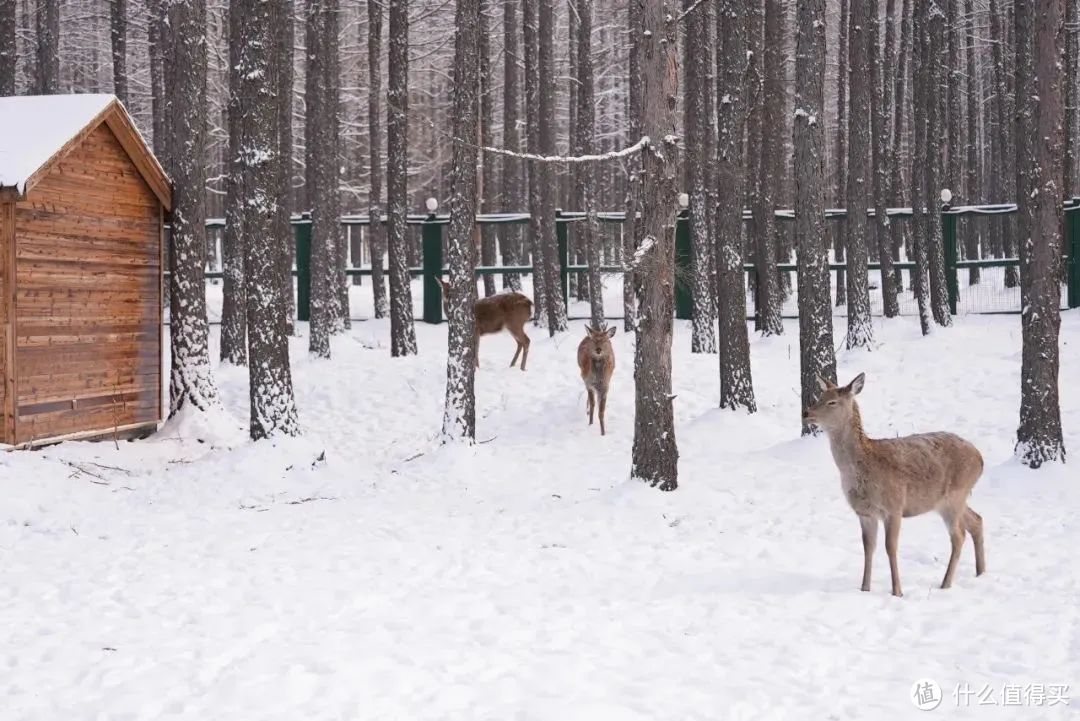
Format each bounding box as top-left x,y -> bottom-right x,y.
0,201 -> 14,444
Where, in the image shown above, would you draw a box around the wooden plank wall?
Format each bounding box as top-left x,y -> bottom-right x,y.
13,123 -> 162,444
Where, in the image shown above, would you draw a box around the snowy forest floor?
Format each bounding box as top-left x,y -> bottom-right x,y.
3,304 -> 1079,719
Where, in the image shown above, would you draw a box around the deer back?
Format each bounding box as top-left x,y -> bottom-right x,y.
475,292 -> 533,336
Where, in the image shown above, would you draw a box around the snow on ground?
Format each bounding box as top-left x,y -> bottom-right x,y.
3,297 -> 1079,719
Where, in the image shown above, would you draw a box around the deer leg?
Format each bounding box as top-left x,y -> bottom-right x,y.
859,515 -> 878,592
939,507 -> 967,589
586,388 -> 595,425
509,327 -> 529,370
963,507 -> 986,577
510,339 -> 522,367
598,391 -> 608,436
884,514 -> 903,597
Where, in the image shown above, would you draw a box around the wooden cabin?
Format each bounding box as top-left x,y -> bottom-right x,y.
0,94 -> 170,447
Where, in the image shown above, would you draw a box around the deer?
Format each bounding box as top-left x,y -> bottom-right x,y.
803,373 -> 986,598
577,324 -> 616,435
437,278 -> 533,370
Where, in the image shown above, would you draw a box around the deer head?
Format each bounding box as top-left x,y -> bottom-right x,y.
803,373 -> 865,432
582,324 -> 616,361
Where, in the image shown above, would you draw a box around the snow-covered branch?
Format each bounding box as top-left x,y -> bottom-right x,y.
480,136 -> 650,164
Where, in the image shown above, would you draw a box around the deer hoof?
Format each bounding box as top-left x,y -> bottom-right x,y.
861,584 -> 870,592
891,590 -> 904,598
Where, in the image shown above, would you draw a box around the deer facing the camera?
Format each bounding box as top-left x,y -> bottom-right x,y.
804,373 -> 986,597
438,278 -> 533,370
577,324 -> 616,435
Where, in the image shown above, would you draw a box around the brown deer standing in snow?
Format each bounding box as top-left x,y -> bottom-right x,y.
438,278 -> 533,370
577,324 -> 616,435
803,373 -> 986,597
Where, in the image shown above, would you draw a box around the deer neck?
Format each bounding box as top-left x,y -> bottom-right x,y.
826,403 -> 870,468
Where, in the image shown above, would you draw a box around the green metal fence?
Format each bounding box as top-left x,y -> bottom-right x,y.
186,199 -> 1080,324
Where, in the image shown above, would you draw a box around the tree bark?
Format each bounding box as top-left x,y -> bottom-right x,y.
834,0 -> 849,305
500,0 -> 524,291
0,0 -> 15,95
478,0 -> 498,298
990,0 -> 1020,287
683,0 -> 717,352
1065,0 -> 1079,197
442,0 -> 481,442
367,0 -> 389,318
622,0 -> 642,332
236,0 -> 300,439
522,0 -> 547,324
387,0 -> 417,356
631,0 -> 679,491
575,0 -> 603,326
35,0 -> 59,93
871,0 -> 900,317
537,0 -> 567,333
794,0 -> 836,432
221,0 -> 248,366
716,0 -> 756,412
1015,0 -> 1066,466
149,0 -> 168,162
845,0 -> 874,348
963,0 -> 981,284
888,0 -> 912,292
273,0 -> 296,336
110,0 -> 127,104
908,0 -> 933,335
924,3 -> 951,327
167,0 -> 219,413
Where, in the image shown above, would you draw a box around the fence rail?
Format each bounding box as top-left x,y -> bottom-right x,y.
176,199 -> 1080,323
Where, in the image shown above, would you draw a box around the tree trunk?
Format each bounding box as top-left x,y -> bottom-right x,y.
167,0 -> 218,413
500,0 -> 524,291
794,0 -> 836,433
963,0 -> 981,284
273,0 -> 296,336
522,0 -> 547,324
834,0 -> 849,305
683,0 -> 717,352
622,0 -> 642,332
367,0 -> 388,318
442,0 -> 481,442
924,3 -> 951,327
1065,0 -> 1079,198
148,0 -> 168,162
945,0 -> 960,194
221,0 -> 248,365
631,0 -> 679,491
1015,0 -> 1066,466
575,0 -> 603,327
871,0 -> 900,317
387,0 -> 417,356
35,0 -> 59,93
888,0 -> 912,292
109,0 -> 127,104
908,0 -> 933,335
845,0 -> 874,348
236,0 -> 299,439
479,0 -> 498,298
716,0 -> 756,412
498,0 -> 523,289
990,0 -> 1020,287
0,0 -> 15,95
537,0 -> 567,333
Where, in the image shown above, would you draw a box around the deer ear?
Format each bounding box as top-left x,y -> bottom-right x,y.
437,277 -> 449,290
848,373 -> 865,395
606,326 -> 617,338
815,375 -> 834,392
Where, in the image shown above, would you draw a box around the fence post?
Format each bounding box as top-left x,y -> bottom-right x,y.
295,213 -> 311,322
556,209 -> 569,308
1068,198 -> 1080,309
942,203 -> 958,315
675,206 -> 693,319
422,209 -> 444,323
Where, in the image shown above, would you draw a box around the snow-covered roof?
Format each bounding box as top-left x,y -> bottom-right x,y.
0,93 -> 171,208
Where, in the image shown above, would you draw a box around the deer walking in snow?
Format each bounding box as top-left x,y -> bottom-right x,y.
803,373 -> 986,597
438,279 -> 533,370
577,324 -> 616,435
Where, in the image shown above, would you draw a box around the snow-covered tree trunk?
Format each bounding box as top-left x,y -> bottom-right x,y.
500,0 -> 524,291
236,0 -> 299,439
367,0 -> 388,318
167,0 -> 219,414
1015,0 -> 1067,467
924,2 -> 951,328
272,0 -> 296,336
631,0 -> 679,491
683,0 -> 716,353
35,0 -> 59,93
888,0 -> 911,293
522,0 -> 547,325
989,0 -> 1019,287
478,0 -> 497,299
387,0 -> 417,357
221,0 -> 248,366
963,0 -> 981,285
845,0 -> 874,349
537,0 -> 567,334
574,0 -> 603,327
908,0 -> 933,335
442,0 -> 481,443
0,0 -> 15,94
110,0 -> 127,104
1065,0 -> 1078,198
945,0 -> 960,196
794,0 -> 836,434
149,0 -> 168,161
870,0 -> 900,317
833,0 -> 849,306
715,0 -> 755,413
622,0 -> 641,332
